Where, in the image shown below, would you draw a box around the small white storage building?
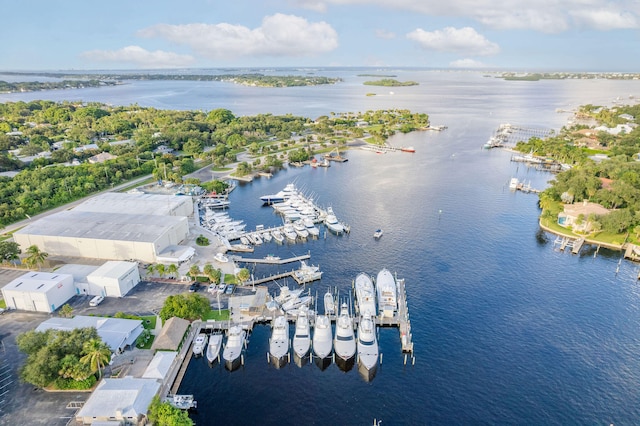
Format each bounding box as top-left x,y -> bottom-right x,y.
87,261 -> 141,297
1,271 -> 75,313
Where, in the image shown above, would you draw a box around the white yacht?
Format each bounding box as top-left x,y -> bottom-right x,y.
262,231 -> 272,242
260,183 -> 298,205
292,261 -> 323,284
313,314 -> 333,370
206,332 -> 223,364
222,326 -> 246,371
334,303 -> 356,371
192,333 -> 207,357
269,316 -> 290,368
355,273 -> 377,317
357,313 -> 379,381
376,268 -> 397,318
324,207 -> 344,234
293,308 -> 311,366
323,288 -> 336,316
214,252 -> 229,263
283,224 -> 298,242
293,220 -> 309,239
303,217 -> 320,237
275,286 -> 304,306
271,229 -> 285,244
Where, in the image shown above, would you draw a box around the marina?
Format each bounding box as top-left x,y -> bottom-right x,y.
163,268 -> 415,397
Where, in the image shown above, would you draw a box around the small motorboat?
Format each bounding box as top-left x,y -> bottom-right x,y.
192,333 -> 208,357
373,229 -> 383,239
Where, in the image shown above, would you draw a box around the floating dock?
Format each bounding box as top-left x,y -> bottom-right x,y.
231,253 -> 311,265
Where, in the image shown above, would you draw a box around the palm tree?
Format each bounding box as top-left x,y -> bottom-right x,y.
155,263 -> 166,278
146,264 -> 155,278
80,338 -> 112,379
189,264 -> 200,279
166,264 -> 178,279
23,245 -> 48,270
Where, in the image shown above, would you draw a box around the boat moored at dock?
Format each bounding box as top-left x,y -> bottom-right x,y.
206,332 -> 223,364
355,273 -> 377,317
192,333 -> 208,357
357,313 -> 379,381
269,316 -> 290,368
293,308 -> 311,366
313,314 -> 333,370
376,268 -> 397,318
334,303 -> 356,371
223,326 -> 246,371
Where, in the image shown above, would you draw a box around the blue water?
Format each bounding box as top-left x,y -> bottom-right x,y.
5,69 -> 640,424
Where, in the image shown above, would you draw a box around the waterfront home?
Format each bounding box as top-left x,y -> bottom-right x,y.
557,201 -> 610,233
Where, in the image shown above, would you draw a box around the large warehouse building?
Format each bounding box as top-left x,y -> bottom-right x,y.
87,261 -> 141,297
72,192 -> 193,217
1,272 -> 75,313
13,210 -> 189,263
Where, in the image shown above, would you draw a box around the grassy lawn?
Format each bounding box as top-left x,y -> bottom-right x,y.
0,299 -> 6,309
203,309 -> 230,321
136,335 -> 155,350
116,177 -> 156,193
212,167 -> 233,172
141,315 -> 157,330
224,274 -> 237,284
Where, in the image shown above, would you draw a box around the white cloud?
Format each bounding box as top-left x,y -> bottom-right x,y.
138,14 -> 338,59
570,9 -> 638,30
80,46 -> 195,68
407,27 -> 500,56
375,29 -> 396,39
449,58 -> 487,68
293,0 -> 640,32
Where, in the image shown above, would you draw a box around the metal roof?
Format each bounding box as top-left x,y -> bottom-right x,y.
15,210 -> 187,243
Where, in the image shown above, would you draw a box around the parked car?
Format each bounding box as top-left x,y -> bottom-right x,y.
89,295 -> 104,307
189,283 -> 200,293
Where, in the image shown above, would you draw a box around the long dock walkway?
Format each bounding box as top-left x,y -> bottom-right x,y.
232,253 -> 310,265
396,278 -> 414,353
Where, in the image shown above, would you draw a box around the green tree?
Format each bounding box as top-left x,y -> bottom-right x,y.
188,264 -> 200,278
147,395 -> 194,426
0,241 -> 20,263
207,108 -> 235,125
80,338 -> 112,380
58,354 -> 93,381
23,245 -> 48,270
59,304 -> 74,318
155,263 -> 166,278
166,264 -> 178,279
159,293 -> 210,321
236,268 -> 250,284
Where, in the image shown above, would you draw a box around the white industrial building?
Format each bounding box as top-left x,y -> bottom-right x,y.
13,210 -> 189,263
73,192 -> 193,217
75,377 -> 160,425
87,261 -> 141,297
1,271 -> 75,313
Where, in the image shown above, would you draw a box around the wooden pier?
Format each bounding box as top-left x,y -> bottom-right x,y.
231,252 -> 311,265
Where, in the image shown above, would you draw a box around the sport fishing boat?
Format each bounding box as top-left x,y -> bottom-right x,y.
206,332 -> 223,364
324,288 -> 336,316
357,313 -> 379,381
222,325 -> 246,371
292,308 -> 311,367
269,316 -> 290,368
355,273 -> 376,317
334,303 -> 356,371
376,268 -> 397,318
313,314 -> 333,370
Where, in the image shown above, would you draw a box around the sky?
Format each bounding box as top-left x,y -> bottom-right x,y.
1,0 -> 639,71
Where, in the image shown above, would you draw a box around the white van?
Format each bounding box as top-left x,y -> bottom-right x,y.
89,295 -> 105,307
